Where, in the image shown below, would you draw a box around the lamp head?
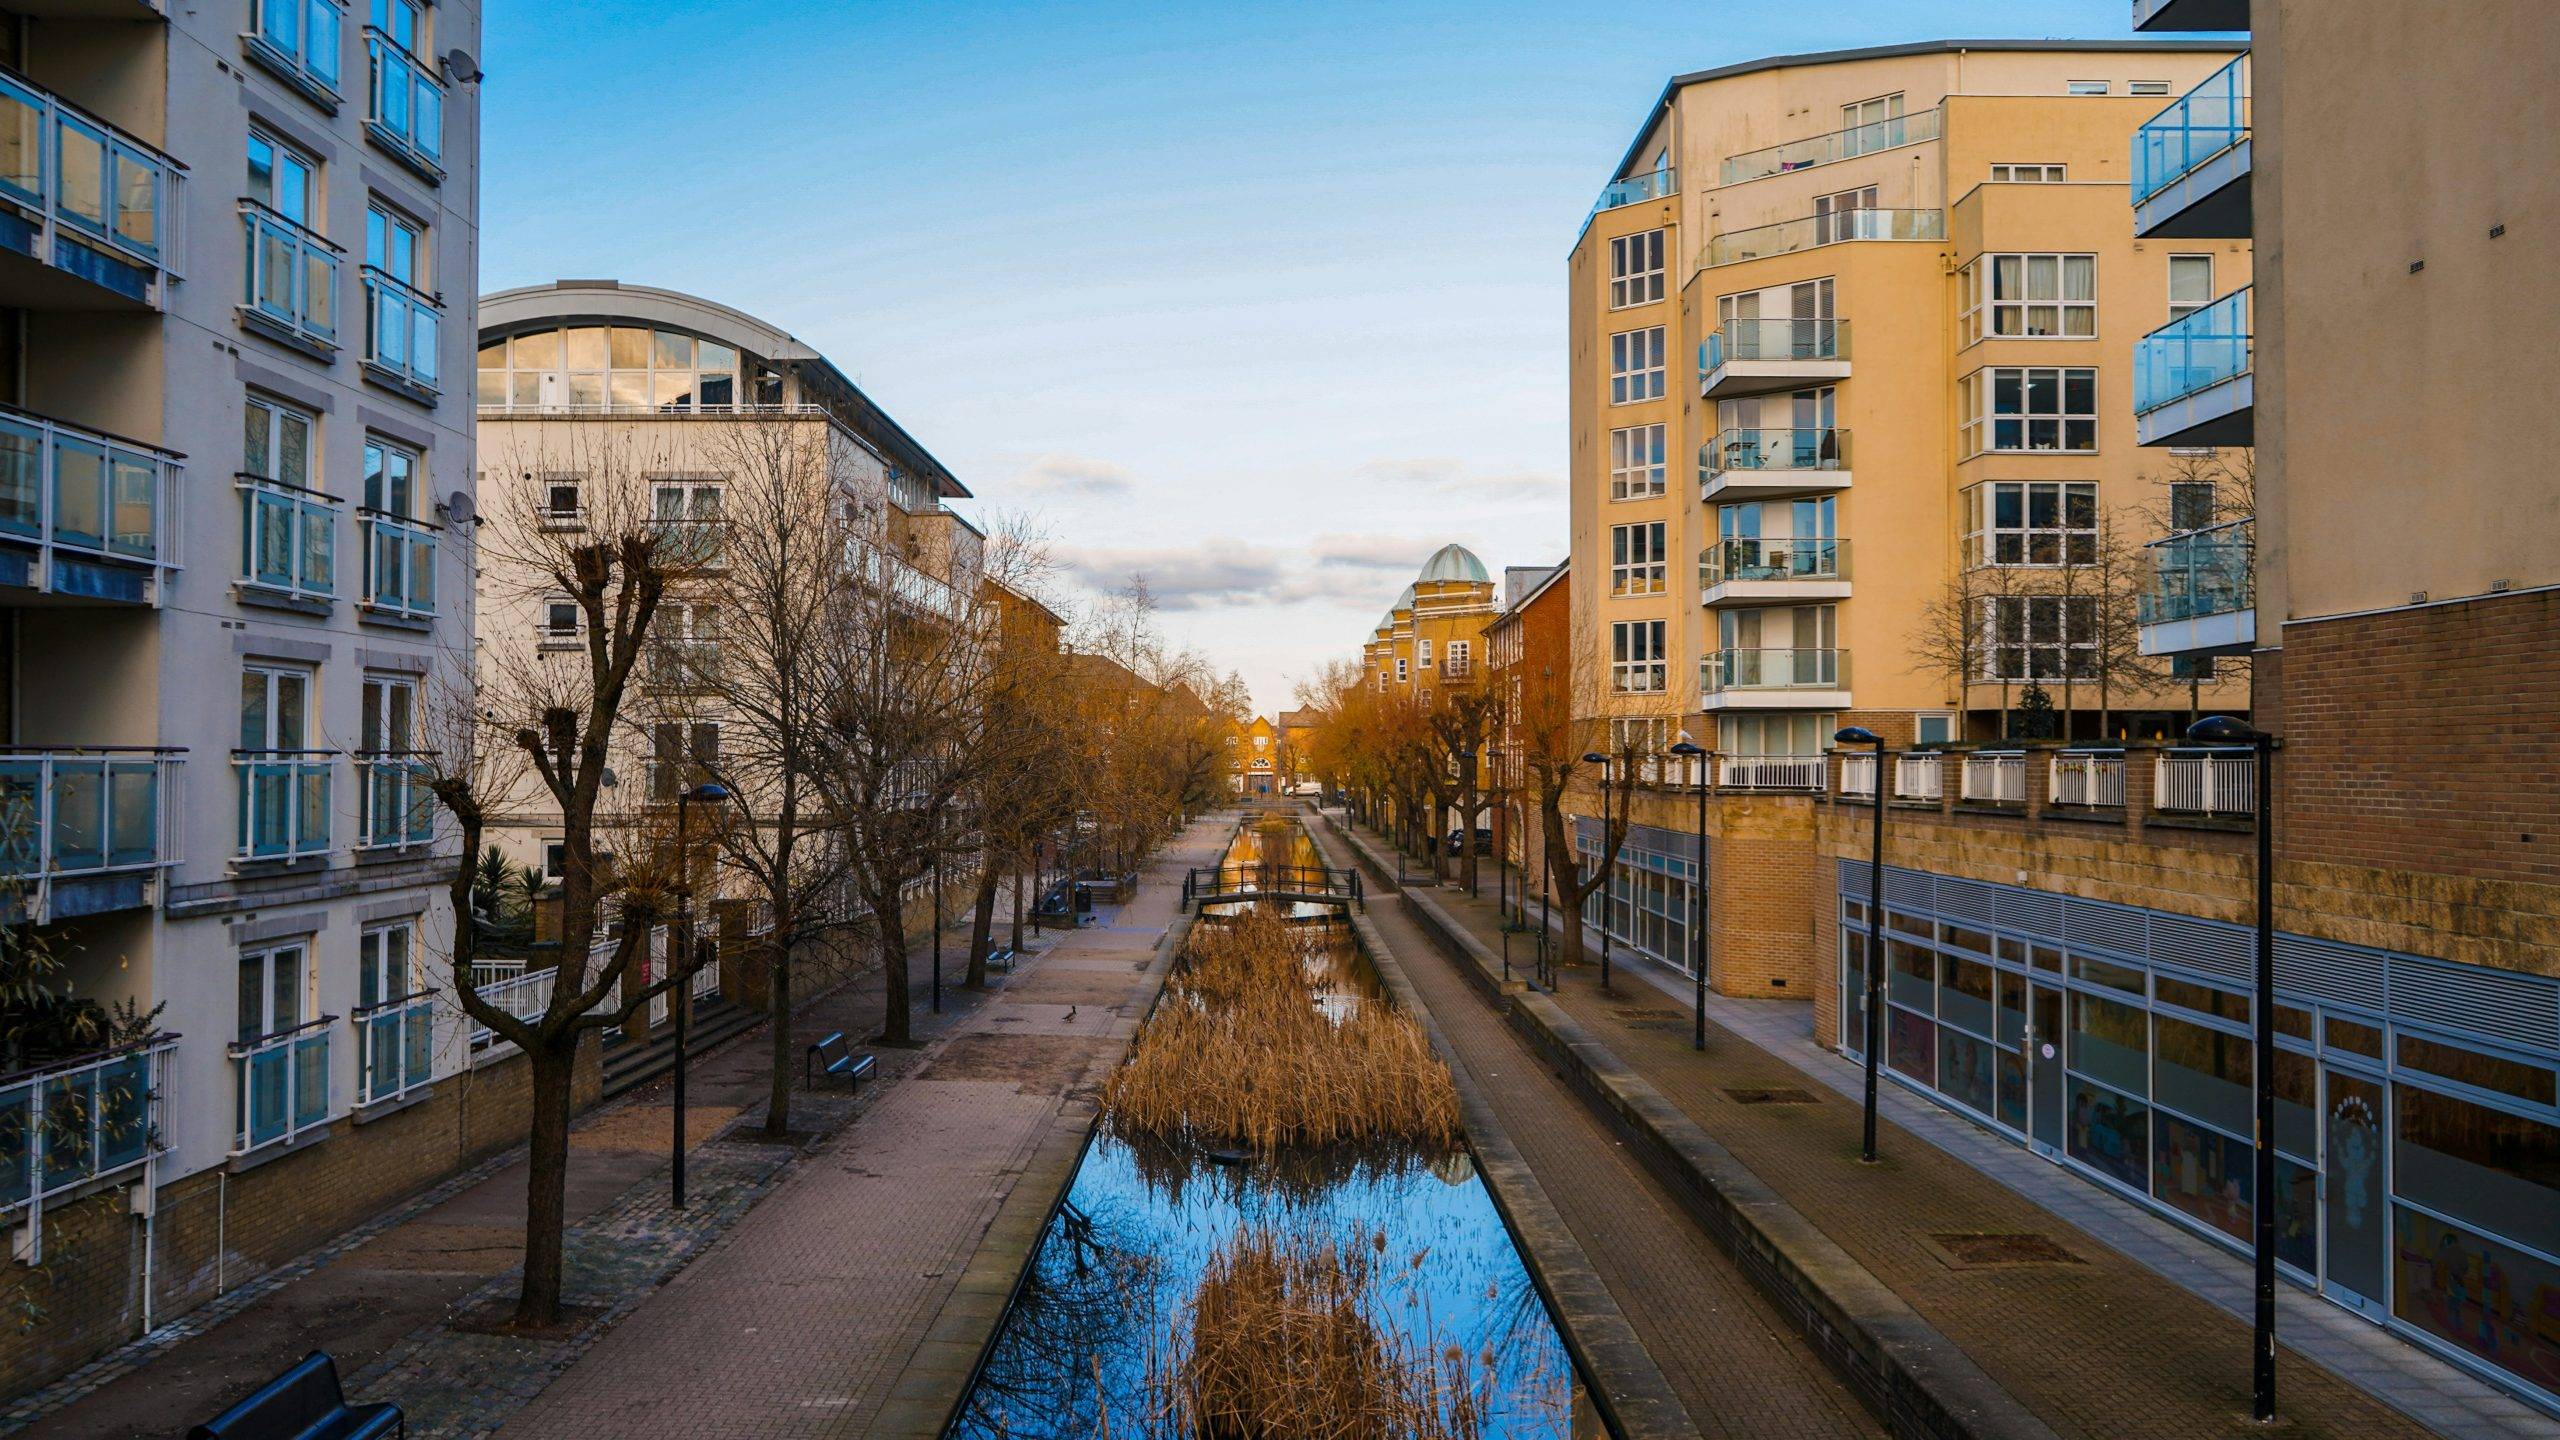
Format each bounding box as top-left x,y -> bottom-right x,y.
1834,726 -> 1883,747
1668,741 -> 1706,758
2185,715 -> 2263,746
1580,751 -> 1609,766
683,782 -> 733,803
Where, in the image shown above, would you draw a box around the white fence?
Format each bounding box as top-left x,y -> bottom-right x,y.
1719,754 -> 1828,791
2051,752 -> 2127,808
1894,753 -> 1944,802
1839,752 -> 1877,797
2156,749 -> 2257,818
469,965 -> 557,1061
1960,752 -> 2026,806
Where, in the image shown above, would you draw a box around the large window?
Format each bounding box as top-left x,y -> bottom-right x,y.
1609,424 -> 1665,500
651,479 -> 725,566
651,721 -> 720,802
1962,254 -> 2096,343
360,438 -> 435,617
1609,230 -> 1664,308
1609,619 -> 1666,693
1717,712 -> 1836,756
238,664 -> 329,857
362,202 -> 438,389
1610,522 -> 1666,597
363,0 -> 443,169
358,673 -> 431,847
479,326 -> 745,412
1609,327 -> 1664,405
1981,594 -> 2098,681
1963,480 -> 2097,567
244,131 -> 336,342
250,0 -> 345,96
2169,255 -> 2216,322
234,937 -> 325,1150
240,394 -> 334,598
1963,366 -> 2098,455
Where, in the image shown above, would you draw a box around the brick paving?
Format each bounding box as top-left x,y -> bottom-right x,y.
1331,811 -> 2515,1440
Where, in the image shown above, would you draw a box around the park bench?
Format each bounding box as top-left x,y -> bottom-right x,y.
804,1030 -> 877,1090
188,1351 -> 401,1440
983,946 -> 1016,974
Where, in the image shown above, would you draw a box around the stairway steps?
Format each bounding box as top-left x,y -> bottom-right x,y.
599,994 -> 764,1097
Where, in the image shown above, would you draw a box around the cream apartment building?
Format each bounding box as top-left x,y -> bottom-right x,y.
0,0 -> 481,1393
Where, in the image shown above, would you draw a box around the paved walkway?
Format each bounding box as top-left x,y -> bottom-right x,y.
492,816 -> 1227,1440
1324,809 -> 2557,1440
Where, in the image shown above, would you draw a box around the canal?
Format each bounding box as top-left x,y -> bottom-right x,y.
948,813 -> 1595,1438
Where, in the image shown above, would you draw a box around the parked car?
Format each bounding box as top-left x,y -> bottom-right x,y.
1443,826 -> 1496,856
1289,781 -> 1323,797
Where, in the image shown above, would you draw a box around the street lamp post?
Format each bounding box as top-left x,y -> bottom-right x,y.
1835,727 -> 1886,1164
1580,752 -> 1614,991
1668,741 -> 1709,1051
2191,714 -> 2280,1424
931,850 -> 944,1015
671,781 -> 731,1210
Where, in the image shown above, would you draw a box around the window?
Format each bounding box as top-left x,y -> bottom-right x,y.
2168,254 -> 2216,321
649,599 -> 720,688
1839,93 -> 1904,155
1610,521 -> 1666,596
251,0 -> 346,95
541,476 -> 584,525
363,437 -> 414,517
234,937 -> 327,1149
2067,80 -> 2111,96
480,327 -> 744,412
362,203 -> 437,389
1609,327 -> 1664,404
1417,637 -> 1434,668
1609,717 -> 1667,757
1610,619 -> 1666,693
1445,640 -> 1471,675
358,673 -> 429,846
651,721 -> 719,802
238,664 -> 328,857
1717,713 -> 1835,756
1964,481 -> 2097,566
1989,163 -> 2066,183
364,0 -> 443,168
2168,480 -> 2217,531
1962,367 -> 2098,455
360,438 -> 435,617
356,920 -> 427,1101
1913,713 -> 1957,746
651,479 -> 725,564
1609,424 -> 1665,499
1394,656 -> 1408,683
2171,654 -> 2216,681
239,664 -> 311,753
1981,594 -> 2098,680
1609,230 -> 1664,308
246,131 -> 315,226
1812,186 -> 1877,244
244,132 -> 335,341
240,394 -> 334,597
542,839 -> 567,879
1963,254 -> 2096,342
2129,80 -> 2172,96
540,594 -> 581,642
236,941 -> 310,1045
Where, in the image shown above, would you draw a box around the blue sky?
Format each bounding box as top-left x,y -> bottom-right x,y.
483,0 -> 2185,713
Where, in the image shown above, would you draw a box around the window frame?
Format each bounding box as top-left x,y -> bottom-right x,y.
1609,618 -> 1667,694
1608,326 -> 1666,405
1963,366 -> 2100,456
1608,423 -> 1666,500
1609,520 -> 1667,597
1989,163 -> 2067,183
2168,254 -> 2217,322
1963,253 -> 2097,344
1979,593 -> 2100,681
2067,80 -> 2112,96
1608,229 -> 1665,309
1963,480 -> 2099,568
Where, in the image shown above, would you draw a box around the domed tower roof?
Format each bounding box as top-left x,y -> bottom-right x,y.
1415,544 -> 1491,585
1394,583 -> 1416,609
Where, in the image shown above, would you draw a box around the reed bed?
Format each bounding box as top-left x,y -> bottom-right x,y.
1103,910 -> 1460,1152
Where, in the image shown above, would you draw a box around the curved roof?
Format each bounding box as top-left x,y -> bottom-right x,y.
1416,544 -> 1491,585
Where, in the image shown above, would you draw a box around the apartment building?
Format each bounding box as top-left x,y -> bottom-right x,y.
1484,560 -> 1567,881
0,0 -> 482,1392
1229,715 -> 1278,796
1359,543 -> 1498,697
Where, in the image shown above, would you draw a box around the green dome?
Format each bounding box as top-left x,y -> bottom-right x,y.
1416,544 -> 1490,585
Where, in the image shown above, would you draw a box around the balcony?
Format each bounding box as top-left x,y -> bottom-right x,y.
2132,0 -> 2248,31
1699,427 -> 1851,501
356,753 -> 435,850
360,510 -> 438,621
0,748 -> 181,921
469,965 -> 556,1059
2140,516 -> 2255,656
1959,751 -> 2026,808
1592,167 -> 1675,215
234,750 -> 332,862
2135,287 -> 2251,446
231,1019 -> 333,1155
364,28 -> 446,181
1704,207 -> 1940,269
1717,753 -> 1827,792
1894,753 -> 1944,803
2155,748 -> 2256,818
0,406 -> 179,605
1699,647 -> 1850,710
0,73 -> 177,310
851,540 -> 968,623
2049,751 -> 2128,809
2132,55 -> 2250,239
0,1038 -> 177,1231
1698,318 -> 1849,399
237,474 -> 338,604
353,993 -> 433,1106
240,200 -> 341,355
1722,107 -> 1941,186
1699,537 -> 1850,605
244,0 -> 346,109
360,267 -> 441,400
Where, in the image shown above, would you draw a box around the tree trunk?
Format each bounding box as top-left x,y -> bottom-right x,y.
1008,852 -> 1026,951
763,930 -> 793,1139
877,909 -> 913,1045
514,1042 -> 577,1327
965,851 -> 999,989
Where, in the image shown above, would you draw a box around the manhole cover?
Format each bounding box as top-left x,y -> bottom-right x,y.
1927,1232 -> 2084,1267
1724,1087 -> 1819,1105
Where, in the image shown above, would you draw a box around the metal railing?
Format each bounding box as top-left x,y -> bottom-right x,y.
0,749 -> 181,914
0,1037 -> 175,1218
1719,754 -> 1827,791
360,509 -> 438,618
1701,536 -> 1847,587
2156,748 -> 2256,818
1895,753 -> 1945,802
0,406 -> 180,599
1701,647 -> 1847,694
353,993 -> 433,1105
0,72 -> 174,287
236,473 -> 337,599
234,750 -> 332,859
1960,751 -> 2027,806
357,753 -> 435,848
1702,317 -> 1848,372
850,540 -> 966,621
2135,286 -> 2251,415
2051,751 -> 2129,808
1705,207 -> 1941,268
364,28 -> 445,171
2141,516 -> 2254,625
361,267 -> 441,392
476,401 -> 832,420
2133,54 -> 2248,204
231,1017 -> 334,1154
240,200 -> 339,345
1699,427 -> 1849,480
1839,751 -> 1878,798
1593,167 -> 1676,212
1185,864 -> 1363,908
469,965 -> 557,1057
1723,106 -> 1941,185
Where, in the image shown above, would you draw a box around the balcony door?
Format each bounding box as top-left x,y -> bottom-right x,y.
1788,278 -> 1835,357
1814,186 -> 1878,244
1790,388 -> 1837,466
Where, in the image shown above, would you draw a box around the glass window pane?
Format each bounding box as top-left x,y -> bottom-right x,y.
2395,1083 -> 2560,1257
2069,992 -> 2148,1096
562,327 -> 607,369
652,330 -> 694,369
512,330 -> 561,369
608,326 -> 649,368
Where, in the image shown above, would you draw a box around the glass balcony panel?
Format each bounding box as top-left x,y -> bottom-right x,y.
1592,167 -> 1675,212
244,205 -> 340,342
237,754 -> 330,858
94,1053 -> 149,1172
0,1086 -> 27,1206
363,273 -> 441,389
364,1010 -> 400,1101
52,437 -> 103,550
292,1033 -> 328,1128
0,420 -> 38,537
1704,537 -> 1847,585
48,763 -> 102,871
366,34 -> 444,166
53,120 -> 104,234
2134,287 -> 2252,414
38,1070 -> 94,1190
0,80 -> 40,205
110,142 -> 156,255
1706,318 -> 1847,369
1723,107 -> 1941,185
1707,208 -> 1941,267
2132,55 -> 2248,203
360,513 -> 438,616
243,1044 -> 287,1146
106,761 -> 154,868
1700,427 -> 1849,475
0,762 -> 35,873
2142,517 -> 2254,625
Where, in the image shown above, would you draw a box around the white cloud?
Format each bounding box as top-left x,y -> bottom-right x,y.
1015,453 -> 1136,497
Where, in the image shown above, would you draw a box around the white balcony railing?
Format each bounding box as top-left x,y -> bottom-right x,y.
234,751 -> 332,860
240,200 -> 340,347
364,28 -> 445,173
1960,751 -> 2027,806
2051,751 -> 2127,808
357,753 -> 435,848
361,268 -> 441,393
231,1019 -> 333,1154
360,510 -> 438,618
1894,753 -> 1944,802
0,1038 -> 176,1226
1719,754 -> 1828,791
0,407 -> 181,603
1839,751 -> 1878,798
353,994 -> 433,1105
0,749 -> 182,918
0,73 -> 176,301
469,965 -> 557,1059
2155,749 -> 2256,818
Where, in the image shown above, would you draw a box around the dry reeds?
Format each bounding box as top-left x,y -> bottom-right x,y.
1103,911 -> 1460,1152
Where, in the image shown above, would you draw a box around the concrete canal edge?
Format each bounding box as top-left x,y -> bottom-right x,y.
858,896 -> 1201,1439
1309,807 -> 2062,1440
1302,822 -> 1704,1440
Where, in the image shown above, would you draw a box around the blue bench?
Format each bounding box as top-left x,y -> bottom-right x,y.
983,946 -> 1016,974
189,1351 -> 401,1440
805,1031 -> 877,1090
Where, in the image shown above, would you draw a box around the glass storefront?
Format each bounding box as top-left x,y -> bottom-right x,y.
1838,892 -> 2560,1412
1576,826 -> 1699,978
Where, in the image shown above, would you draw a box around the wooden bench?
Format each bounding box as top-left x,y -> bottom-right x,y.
804,1031 -> 877,1090
983,946 -> 1016,974
189,1351 -> 402,1440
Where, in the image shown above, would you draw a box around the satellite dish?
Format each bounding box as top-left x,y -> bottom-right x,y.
444,48 -> 483,84
444,489 -> 477,524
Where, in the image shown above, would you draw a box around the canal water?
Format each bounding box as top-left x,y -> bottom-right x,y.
947,815 -> 1594,1438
